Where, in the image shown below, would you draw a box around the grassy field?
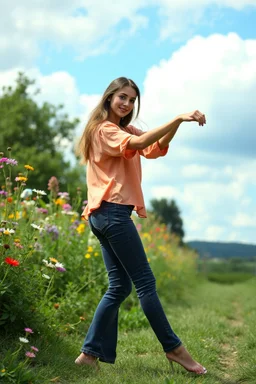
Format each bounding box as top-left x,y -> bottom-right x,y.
5,277 -> 253,384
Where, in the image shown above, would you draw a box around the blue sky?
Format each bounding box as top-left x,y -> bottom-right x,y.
37,5 -> 255,94
0,1 -> 256,244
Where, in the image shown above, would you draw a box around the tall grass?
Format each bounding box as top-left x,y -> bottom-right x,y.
0,152 -> 199,383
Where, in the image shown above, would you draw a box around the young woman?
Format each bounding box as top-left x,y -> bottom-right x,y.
75,77 -> 207,375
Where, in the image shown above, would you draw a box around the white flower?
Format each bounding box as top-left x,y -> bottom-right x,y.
22,200 -> 35,206
55,262 -> 64,269
3,228 -> 15,234
42,259 -> 55,268
42,274 -> 50,279
33,189 -> 47,196
19,337 -> 29,343
20,189 -> 33,199
31,223 -> 44,231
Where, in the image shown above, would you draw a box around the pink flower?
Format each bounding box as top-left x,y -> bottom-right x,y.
31,346 -> 39,352
136,223 -> 142,231
62,203 -> 72,211
24,327 -> 33,334
6,158 -> 18,166
25,351 -> 36,358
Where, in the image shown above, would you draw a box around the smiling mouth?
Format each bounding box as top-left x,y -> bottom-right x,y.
119,107 -> 128,112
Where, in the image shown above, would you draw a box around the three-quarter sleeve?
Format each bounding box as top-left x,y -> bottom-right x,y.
127,125 -> 169,159
139,141 -> 169,159
98,122 -> 137,159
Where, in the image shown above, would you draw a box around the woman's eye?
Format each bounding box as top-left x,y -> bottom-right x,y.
119,95 -> 125,100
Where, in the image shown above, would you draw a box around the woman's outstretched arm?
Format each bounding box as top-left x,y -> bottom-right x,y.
127,111 -> 206,150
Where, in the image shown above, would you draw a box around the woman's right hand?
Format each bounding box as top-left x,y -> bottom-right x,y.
179,110 -> 206,126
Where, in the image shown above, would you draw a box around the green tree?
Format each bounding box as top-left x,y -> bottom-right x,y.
149,198 -> 185,242
0,72 -> 87,199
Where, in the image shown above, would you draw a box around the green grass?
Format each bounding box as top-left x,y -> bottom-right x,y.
1,279 -> 256,383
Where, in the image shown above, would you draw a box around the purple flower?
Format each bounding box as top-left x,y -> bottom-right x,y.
69,220 -> 80,231
0,157 -> 8,163
24,327 -> 33,334
58,192 -> 70,200
83,200 -> 88,205
31,346 -> 39,352
56,266 -> 66,272
0,190 -> 8,196
37,208 -> 48,214
6,158 -> 18,166
45,224 -> 59,240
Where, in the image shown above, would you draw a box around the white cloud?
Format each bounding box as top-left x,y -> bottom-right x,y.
0,1 -> 255,69
1,30 -> 256,244
181,164 -> 211,178
204,225 -> 225,241
138,32 -> 256,243
141,33 -> 256,157
232,213 -> 256,228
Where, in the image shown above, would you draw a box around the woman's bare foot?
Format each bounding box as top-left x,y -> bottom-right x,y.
166,345 -> 207,374
75,352 -> 99,368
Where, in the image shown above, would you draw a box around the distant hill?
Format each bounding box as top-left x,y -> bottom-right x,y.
186,241 -> 256,259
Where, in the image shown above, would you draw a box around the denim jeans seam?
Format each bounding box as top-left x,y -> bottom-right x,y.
147,293 -> 181,350
164,340 -> 183,353
148,293 -> 171,335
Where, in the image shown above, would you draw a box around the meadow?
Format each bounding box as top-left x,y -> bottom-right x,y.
0,155 -> 256,384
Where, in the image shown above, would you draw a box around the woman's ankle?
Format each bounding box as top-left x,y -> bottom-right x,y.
82,352 -> 97,360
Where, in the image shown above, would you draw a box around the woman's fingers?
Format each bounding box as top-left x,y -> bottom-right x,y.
181,111 -> 206,125
194,110 -> 206,126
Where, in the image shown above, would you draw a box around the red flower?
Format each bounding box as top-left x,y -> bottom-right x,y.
5,257 -> 19,266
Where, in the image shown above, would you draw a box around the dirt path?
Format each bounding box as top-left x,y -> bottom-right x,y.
220,299 -> 244,382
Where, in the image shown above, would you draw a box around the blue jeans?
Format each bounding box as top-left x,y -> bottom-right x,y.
81,201 -> 181,363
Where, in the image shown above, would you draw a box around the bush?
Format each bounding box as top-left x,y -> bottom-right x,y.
0,151 -> 200,381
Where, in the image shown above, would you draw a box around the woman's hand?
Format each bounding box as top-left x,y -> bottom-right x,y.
179,110 -> 206,126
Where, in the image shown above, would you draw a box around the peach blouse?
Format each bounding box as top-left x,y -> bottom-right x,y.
82,121 -> 169,220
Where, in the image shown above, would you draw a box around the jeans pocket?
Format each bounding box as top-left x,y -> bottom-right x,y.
89,209 -> 109,233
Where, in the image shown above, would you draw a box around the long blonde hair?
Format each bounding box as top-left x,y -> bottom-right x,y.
78,77 -> 141,163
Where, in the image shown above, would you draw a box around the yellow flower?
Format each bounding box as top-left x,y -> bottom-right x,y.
1,369 -> 5,373
16,176 -> 28,182
24,164 -> 34,171
55,198 -> 65,206
14,238 -> 20,243
50,257 -> 58,263
4,230 -> 14,235
94,252 -> 99,257
147,257 -> 151,262
142,232 -> 152,241
85,253 -> 91,259
87,246 -> 93,252
76,223 -> 85,234
8,213 -> 14,219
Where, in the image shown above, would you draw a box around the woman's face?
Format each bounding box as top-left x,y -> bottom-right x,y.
109,86 -> 137,123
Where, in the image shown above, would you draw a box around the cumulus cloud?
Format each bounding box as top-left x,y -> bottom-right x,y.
141,33 -> 256,157
1,1 -> 255,69
139,33 -> 256,243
